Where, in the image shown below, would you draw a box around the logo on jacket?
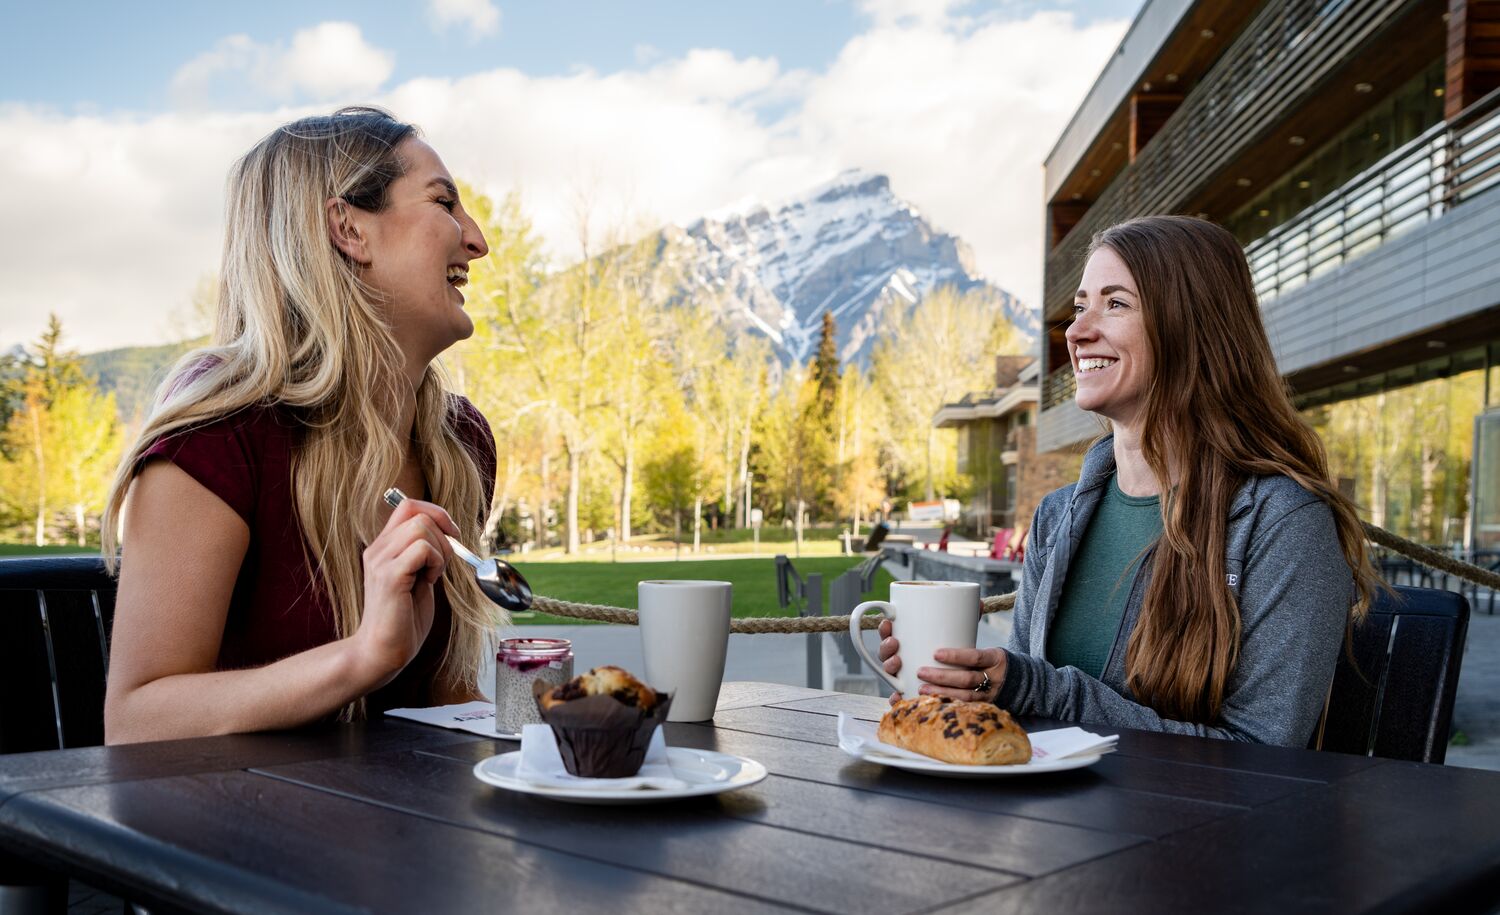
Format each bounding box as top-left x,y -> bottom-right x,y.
1226,573 -> 1240,587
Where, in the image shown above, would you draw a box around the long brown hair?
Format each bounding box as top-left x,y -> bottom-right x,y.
1090,216 -> 1375,723
102,108 -> 499,714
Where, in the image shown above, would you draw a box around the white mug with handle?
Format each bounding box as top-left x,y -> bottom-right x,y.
849,580 -> 981,698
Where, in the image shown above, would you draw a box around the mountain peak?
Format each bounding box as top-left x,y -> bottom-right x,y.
667,171 -> 1037,366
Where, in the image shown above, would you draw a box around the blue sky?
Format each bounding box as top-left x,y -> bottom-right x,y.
0,1 -> 1142,351
3,1 -> 1137,112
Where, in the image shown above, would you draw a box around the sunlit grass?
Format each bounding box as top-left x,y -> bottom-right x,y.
510,555 -> 893,625
0,544 -> 99,557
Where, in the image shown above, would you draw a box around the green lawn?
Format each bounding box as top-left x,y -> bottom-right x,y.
0,545 -> 887,630
510,556 -> 893,625
0,544 -> 100,557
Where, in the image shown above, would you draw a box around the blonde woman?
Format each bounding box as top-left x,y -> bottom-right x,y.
101,107 -> 497,743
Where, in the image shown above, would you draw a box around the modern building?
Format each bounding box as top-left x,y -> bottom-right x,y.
935,356 -> 1080,537
1037,0 -> 1500,549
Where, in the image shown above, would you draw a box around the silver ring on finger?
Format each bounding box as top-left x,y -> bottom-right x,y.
974,669 -> 992,695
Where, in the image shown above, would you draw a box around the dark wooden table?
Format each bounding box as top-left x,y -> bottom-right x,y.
3,682 -> 1500,914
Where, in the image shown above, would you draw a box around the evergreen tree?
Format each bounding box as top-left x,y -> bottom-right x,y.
811,311 -> 840,421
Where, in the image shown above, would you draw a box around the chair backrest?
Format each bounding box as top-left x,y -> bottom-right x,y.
988,528 -> 1013,560
0,555 -> 116,754
1317,585 -> 1468,764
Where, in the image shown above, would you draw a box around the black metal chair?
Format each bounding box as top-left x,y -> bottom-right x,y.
0,555 -> 117,915
1315,585 -> 1469,764
0,556 -> 116,755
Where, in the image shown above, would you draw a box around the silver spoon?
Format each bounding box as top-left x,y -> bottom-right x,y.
382,487 -> 533,612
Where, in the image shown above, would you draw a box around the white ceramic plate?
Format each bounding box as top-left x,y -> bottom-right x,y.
850,746 -> 1111,779
473,747 -> 768,804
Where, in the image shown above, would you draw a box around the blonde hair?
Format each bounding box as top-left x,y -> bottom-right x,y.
102,107 -> 498,714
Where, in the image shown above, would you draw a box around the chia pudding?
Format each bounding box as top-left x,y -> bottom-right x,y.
494,638 -> 573,735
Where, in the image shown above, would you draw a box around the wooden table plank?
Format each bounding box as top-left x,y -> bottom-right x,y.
763,694 -> 1383,784
0,772 -> 800,915
934,762 -> 1500,915
423,739 -> 1143,878
705,706 -> 1317,810
668,723 -> 1237,839
0,720 -> 479,800
715,682 -> 838,711
253,748 -> 1019,914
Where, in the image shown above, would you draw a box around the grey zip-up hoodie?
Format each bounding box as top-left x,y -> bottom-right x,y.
995,435 -> 1353,747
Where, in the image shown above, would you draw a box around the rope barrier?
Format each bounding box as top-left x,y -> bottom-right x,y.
530,593 -> 1020,632
523,522 -> 1498,631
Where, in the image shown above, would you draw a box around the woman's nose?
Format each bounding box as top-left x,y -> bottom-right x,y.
1065,308 -> 1093,344
462,213 -> 489,260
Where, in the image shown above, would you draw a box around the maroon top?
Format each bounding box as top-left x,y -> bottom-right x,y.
135,397 -> 497,714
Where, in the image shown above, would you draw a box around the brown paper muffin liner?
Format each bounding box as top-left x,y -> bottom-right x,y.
532,680 -> 673,778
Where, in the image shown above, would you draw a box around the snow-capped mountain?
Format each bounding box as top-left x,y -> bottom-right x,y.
660,170 -> 1037,367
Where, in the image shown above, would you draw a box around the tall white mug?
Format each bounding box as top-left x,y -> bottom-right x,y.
850,581 -> 980,698
638,580 -> 732,721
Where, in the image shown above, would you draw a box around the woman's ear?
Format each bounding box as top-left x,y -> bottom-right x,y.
326,197 -> 372,265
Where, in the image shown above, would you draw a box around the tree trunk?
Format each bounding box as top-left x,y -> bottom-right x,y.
566,446 -> 581,554
32,403 -> 45,547
693,497 -> 702,554
621,451 -> 634,543
540,451 -> 551,548
674,509 -> 682,561
925,425 -> 938,502
1419,442 -> 1440,541
75,502 -> 85,546
737,407 -> 754,527
722,430 -> 734,525
483,454 -> 517,552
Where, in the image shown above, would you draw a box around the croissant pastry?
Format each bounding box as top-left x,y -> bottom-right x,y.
877,696 -> 1031,765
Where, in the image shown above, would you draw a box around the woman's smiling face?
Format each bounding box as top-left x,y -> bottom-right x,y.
1066,245 -> 1152,429
345,137 -> 490,368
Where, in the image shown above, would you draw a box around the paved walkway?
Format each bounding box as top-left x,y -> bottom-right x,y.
1444,600 -> 1500,770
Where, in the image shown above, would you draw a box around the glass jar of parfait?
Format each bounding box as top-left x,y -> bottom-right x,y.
494,638 -> 574,736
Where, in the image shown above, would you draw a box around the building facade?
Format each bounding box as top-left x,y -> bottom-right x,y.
936,357 -> 1081,537
1038,0 -> 1500,549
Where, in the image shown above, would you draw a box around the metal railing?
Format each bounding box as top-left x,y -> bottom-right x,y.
1041,363 -> 1077,411
1246,87 -> 1500,303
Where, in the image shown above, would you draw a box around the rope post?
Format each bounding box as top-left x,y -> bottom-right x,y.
802,572 -> 823,689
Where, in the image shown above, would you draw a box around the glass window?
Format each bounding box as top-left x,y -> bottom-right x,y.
1225,59 -> 1445,248
1303,362 -> 1486,548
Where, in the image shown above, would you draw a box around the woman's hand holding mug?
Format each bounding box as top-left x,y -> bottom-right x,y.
877,617 -> 1008,705
852,581 -> 1003,704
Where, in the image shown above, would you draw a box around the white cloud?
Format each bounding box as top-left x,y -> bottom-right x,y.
170,22 -> 394,108
791,10 -> 1124,306
858,0 -> 970,28
0,9 -> 1128,352
428,0 -> 501,38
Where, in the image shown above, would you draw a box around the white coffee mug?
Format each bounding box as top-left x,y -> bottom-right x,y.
849,581 -> 981,698
638,580 -> 732,722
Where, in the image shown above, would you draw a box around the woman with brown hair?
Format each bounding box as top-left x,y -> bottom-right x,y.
879,215 -> 1377,746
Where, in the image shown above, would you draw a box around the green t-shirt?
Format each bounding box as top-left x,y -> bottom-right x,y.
1048,473 -> 1163,679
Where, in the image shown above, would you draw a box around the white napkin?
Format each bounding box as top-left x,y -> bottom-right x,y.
837,713 -> 1117,765
385,701 -> 512,737
515,724 -> 692,790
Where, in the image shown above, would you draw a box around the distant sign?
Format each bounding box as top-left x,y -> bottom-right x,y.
750,508 -> 764,527
908,500 -> 961,522
907,501 -> 945,522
